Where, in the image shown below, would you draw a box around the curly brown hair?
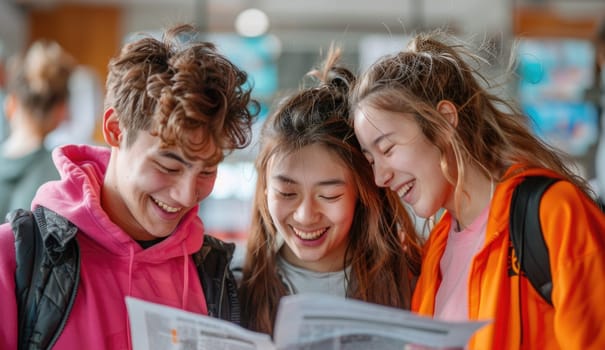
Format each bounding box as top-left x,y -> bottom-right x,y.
105,24 -> 259,164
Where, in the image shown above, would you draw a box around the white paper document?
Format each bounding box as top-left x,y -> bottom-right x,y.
126,294 -> 489,350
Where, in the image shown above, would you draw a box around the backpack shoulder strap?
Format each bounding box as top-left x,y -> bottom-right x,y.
510,176 -> 558,306
9,206 -> 80,350
9,208 -> 40,350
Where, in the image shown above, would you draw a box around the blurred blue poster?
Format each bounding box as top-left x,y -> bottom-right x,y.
517,38 -> 598,156
523,101 -> 598,156
207,33 -> 280,107
125,30 -> 280,120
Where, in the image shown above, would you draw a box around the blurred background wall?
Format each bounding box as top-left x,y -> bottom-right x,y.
1,0 -> 604,242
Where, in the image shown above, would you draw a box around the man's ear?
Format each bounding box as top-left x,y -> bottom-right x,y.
437,100 -> 459,128
102,108 -> 122,147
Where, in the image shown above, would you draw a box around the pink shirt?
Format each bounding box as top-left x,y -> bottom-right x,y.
434,204 -> 489,321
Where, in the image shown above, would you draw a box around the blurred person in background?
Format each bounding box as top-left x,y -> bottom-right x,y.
0,39 -> 74,220
45,65 -> 104,148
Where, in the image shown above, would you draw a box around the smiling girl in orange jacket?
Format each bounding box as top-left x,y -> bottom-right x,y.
349,29 -> 605,350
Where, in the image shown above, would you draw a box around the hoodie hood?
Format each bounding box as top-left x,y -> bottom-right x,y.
32,144 -> 204,261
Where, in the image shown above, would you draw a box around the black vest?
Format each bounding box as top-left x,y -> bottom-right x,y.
9,206 -> 240,350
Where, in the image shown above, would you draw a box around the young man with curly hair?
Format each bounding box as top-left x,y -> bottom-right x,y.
0,24 -> 259,349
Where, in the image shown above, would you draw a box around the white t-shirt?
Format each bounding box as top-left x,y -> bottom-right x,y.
277,255 -> 349,297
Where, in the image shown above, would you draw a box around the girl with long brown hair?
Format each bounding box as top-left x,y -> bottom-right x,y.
239,46 -> 422,335
350,29 -> 605,349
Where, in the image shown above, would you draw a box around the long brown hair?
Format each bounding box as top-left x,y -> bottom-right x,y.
239,45 -> 423,335
350,29 -> 593,214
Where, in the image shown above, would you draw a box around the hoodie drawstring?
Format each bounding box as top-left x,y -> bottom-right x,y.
126,245 -> 135,350
128,245 -> 135,296
181,243 -> 189,309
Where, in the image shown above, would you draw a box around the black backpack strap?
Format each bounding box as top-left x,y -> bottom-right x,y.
9,208 -> 40,350
510,176 -> 558,306
9,206 -> 80,350
192,235 -> 241,325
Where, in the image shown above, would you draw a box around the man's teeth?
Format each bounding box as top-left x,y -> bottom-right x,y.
293,227 -> 326,240
153,198 -> 181,213
397,182 -> 414,198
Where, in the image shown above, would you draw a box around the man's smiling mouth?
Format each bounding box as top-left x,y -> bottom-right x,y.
152,197 -> 182,213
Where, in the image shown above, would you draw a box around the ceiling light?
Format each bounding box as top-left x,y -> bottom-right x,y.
235,8 -> 269,37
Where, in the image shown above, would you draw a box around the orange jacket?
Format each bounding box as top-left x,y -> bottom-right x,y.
412,165 -> 605,350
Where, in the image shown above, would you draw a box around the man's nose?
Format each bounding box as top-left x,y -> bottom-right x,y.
174,175 -> 199,207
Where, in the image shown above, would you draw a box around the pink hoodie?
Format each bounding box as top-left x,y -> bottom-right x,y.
0,144 -> 208,349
